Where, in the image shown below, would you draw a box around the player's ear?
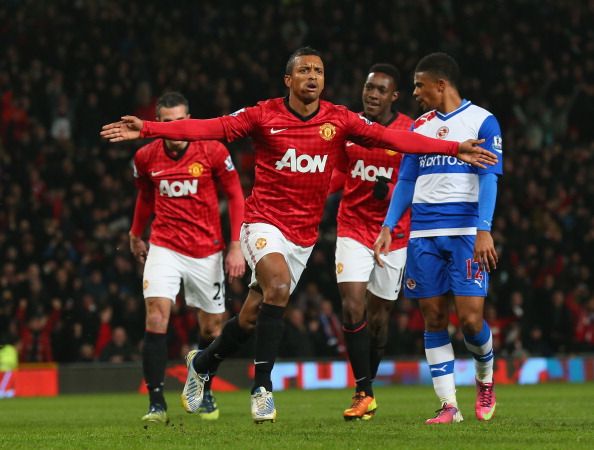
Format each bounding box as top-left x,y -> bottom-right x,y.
392,90 -> 399,102
284,74 -> 291,89
437,78 -> 447,93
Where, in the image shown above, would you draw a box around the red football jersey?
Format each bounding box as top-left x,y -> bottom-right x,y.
133,139 -> 240,257
335,113 -> 414,250
141,97 -> 459,247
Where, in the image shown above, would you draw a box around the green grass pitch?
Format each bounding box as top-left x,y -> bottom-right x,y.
1,384 -> 592,449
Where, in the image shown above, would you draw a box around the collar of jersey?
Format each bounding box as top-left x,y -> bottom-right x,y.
162,140 -> 190,161
283,96 -> 320,122
360,111 -> 397,127
435,99 -> 471,121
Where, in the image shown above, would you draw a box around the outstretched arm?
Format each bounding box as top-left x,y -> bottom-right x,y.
345,111 -> 497,168
101,116 -> 227,142
378,128 -> 495,168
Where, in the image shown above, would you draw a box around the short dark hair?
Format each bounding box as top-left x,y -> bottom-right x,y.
368,63 -> 401,89
285,46 -> 322,75
156,91 -> 189,116
415,52 -> 460,88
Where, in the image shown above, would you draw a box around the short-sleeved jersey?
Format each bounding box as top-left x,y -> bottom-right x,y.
336,112 -> 414,250
399,100 -> 503,238
132,139 -> 238,257
218,98 -> 388,247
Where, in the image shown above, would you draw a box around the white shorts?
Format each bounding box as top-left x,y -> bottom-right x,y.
335,236 -> 407,301
240,223 -> 313,294
143,244 -> 225,314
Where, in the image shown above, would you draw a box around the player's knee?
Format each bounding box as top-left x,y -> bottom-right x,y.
262,282 -> 290,306
424,312 -> 448,331
341,297 -> 365,323
238,315 -> 257,333
146,311 -> 168,333
200,326 -> 220,341
459,314 -> 483,335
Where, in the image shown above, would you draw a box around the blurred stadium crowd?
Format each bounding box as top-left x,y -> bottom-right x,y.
1,0 -> 594,365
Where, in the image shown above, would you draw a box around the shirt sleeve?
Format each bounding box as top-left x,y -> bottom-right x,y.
140,118 -> 227,141
477,115 -> 503,175
383,179 -> 415,230
130,153 -> 154,236
478,173 -> 498,231
343,110 -> 459,156
397,154 -> 420,182
210,142 -> 245,241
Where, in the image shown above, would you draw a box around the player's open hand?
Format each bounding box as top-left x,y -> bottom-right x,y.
457,139 -> 497,168
100,116 -> 144,142
129,234 -> 148,264
473,230 -> 498,272
373,226 -> 392,267
225,241 -> 246,281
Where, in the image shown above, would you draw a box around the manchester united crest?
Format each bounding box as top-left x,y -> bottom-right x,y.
319,123 -> 336,141
255,238 -> 267,250
143,280 -> 149,290
436,126 -> 449,139
188,162 -> 204,177
336,263 -> 344,274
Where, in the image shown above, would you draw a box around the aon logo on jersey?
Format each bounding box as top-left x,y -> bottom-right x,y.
159,180 -> 198,197
275,148 -> 328,173
351,160 -> 393,181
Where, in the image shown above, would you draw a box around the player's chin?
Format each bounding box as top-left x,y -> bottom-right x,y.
300,89 -> 321,103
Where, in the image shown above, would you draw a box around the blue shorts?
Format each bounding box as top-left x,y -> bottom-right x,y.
403,235 -> 488,299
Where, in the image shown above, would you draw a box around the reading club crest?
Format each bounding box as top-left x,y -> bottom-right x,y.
406,278 -> 416,290
319,123 -> 336,141
436,126 -> 449,139
188,162 -> 204,177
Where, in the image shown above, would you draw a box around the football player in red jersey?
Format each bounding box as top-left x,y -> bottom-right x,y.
102,47 -> 496,423
131,92 -> 245,424
328,64 -> 413,420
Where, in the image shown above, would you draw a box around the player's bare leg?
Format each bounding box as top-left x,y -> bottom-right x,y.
340,282 -> 376,420
142,297 -> 171,424
455,296 -> 496,421
250,252 -> 292,423
195,310 -> 223,420
420,295 -> 463,424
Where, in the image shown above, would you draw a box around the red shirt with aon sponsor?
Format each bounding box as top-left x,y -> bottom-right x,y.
133,139 -> 240,257
140,97 -> 459,247
334,112 -> 413,250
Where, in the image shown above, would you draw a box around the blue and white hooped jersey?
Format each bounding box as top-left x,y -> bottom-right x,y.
399,99 -> 503,238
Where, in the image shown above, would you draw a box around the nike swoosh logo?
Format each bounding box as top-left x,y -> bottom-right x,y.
493,148 -> 503,154
151,170 -> 164,176
270,128 -> 288,135
254,361 -> 269,365
346,142 -> 355,147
